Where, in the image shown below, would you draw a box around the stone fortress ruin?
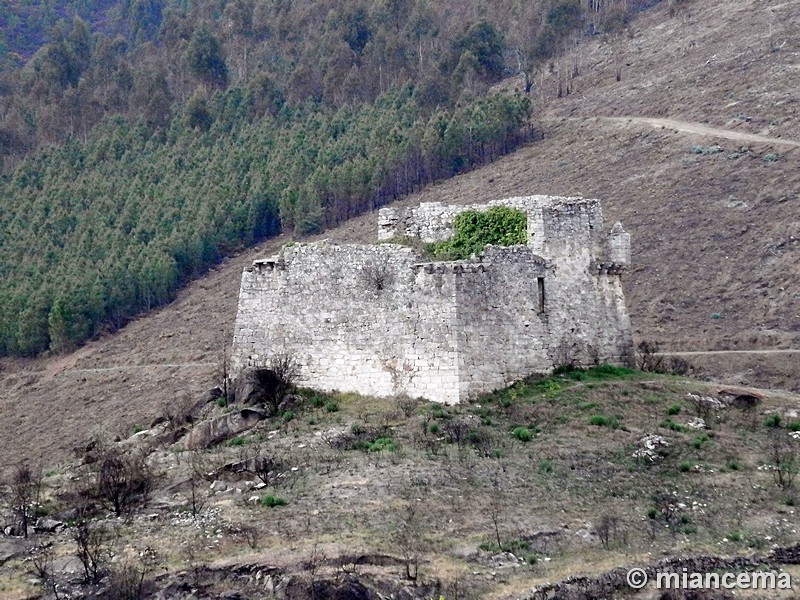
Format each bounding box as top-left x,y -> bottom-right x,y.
231,195 -> 633,404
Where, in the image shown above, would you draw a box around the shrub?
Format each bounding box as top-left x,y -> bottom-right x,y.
538,459 -> 553,474
667,403 -> 682,416
589,414 -> 618,428
660,418 -> 687,433
646,507 -> 658,519
727,460 -> 739,471
282,410 -> 295,422
324,400 -> 339,413
692,434 -> 709,450
226,436 -> 249,447
512,426 -> 532,442
789,421 -> 800,432
765,414 -> 782,428
428,423 -> 439,434
259,495 -> 287,508
729,531 -> 742,542
679,461 -> 691,472
426,206 -> 527,260
364,437 -> 397,452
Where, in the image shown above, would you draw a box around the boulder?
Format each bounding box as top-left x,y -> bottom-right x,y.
183,408 -> 268,450
233,367 -> 281,405
33,517 -> 63,533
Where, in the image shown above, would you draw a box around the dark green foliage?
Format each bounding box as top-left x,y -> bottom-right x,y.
447,21 -> 506,83
427,206 -> 527,260
0,88 -> 532,356
185,26 -> 228,87
589,414 -> 619,428
259,495 -> 287,507
765,414 -> 782,428
511,426 -> 532,442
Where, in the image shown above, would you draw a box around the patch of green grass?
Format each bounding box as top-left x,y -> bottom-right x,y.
537,459 -> 553,474
589,414 -> 619,428
729,531 -> 742,543
511,426 -> 532,442
667,403 -> 682,416
259,495 -> 287,508
355,437 -> 397,453
428,422 -> 439,434
479,539 -> 530,553
282,410 -> 295,422
579,402 -> 598,411
692,434 -> 710,450
131,425 -> 146,435
646,507 -> 658,520
763,153 -> 779,162
216,397 -> 228,408
660,418 -> 688,433
226,436 -> 250,447
679,461 -> 691,472
764,414 -> 781,428
324,400 -> 340,413
727,460 -> 739,471
786,421 -> 800,432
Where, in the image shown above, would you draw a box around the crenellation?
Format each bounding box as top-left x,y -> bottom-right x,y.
231,195 -> 633,404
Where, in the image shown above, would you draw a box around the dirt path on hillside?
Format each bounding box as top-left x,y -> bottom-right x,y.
661,349 -> 800,357
559,116 -> 800,148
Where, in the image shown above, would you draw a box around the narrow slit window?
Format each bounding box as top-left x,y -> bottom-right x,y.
537,277 -> 546,313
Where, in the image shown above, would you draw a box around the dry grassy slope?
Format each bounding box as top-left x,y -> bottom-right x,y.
1,0 -> 799,468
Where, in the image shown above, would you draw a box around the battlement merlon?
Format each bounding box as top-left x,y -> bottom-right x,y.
377,196 -> 628,266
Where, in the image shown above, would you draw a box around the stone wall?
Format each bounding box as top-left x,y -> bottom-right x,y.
232,195 -> 634,404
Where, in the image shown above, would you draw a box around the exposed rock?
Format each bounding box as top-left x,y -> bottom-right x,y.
33,517 -> 63,533
183,408 -> 268,450
233,367 -> 281,405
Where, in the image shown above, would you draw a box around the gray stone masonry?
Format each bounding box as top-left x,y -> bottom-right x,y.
231,195 -> 633,404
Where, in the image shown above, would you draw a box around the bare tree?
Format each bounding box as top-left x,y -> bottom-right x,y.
4,460 -> 42,538
487,469 -> 505,550
594,513 -> 619,550
260,353 -> 300,413
27,541 -> 60,599
768,435 -> 798,491
96,447 -> 154,517
636,340 -> 664,373
214,340 -> 232,406
73,520 -> 110,584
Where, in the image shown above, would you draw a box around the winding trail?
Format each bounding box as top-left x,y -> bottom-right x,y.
560,115 -> 800,148
660,349 -> 800,357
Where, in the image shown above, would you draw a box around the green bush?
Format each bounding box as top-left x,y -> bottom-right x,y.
428,423 -> 440,434
512,426 -> 532,442
764,414 -> 782,428
679,461 -> 691,472
259,495 -> 287,508
282,410 -> 295,422
659,418 -> 687,433
226,436 -> 249,447
363,437 -> 397,452
426,206 -> 527,260
324,400 -> 340,413
692,434 -> 709,450
667,403 -> 682,416
646,507 -> 658,519
787,421 -> 800,432
537,459 -> 553,474
589,414 -> 618,428
727,460 -> 739,471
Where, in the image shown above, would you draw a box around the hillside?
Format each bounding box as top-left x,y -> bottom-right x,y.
1,1 -> 800,597
1,366 -> 799,599
1,0 -> 799,466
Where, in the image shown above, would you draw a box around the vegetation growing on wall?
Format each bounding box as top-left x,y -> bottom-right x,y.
426,206 -> 527,260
